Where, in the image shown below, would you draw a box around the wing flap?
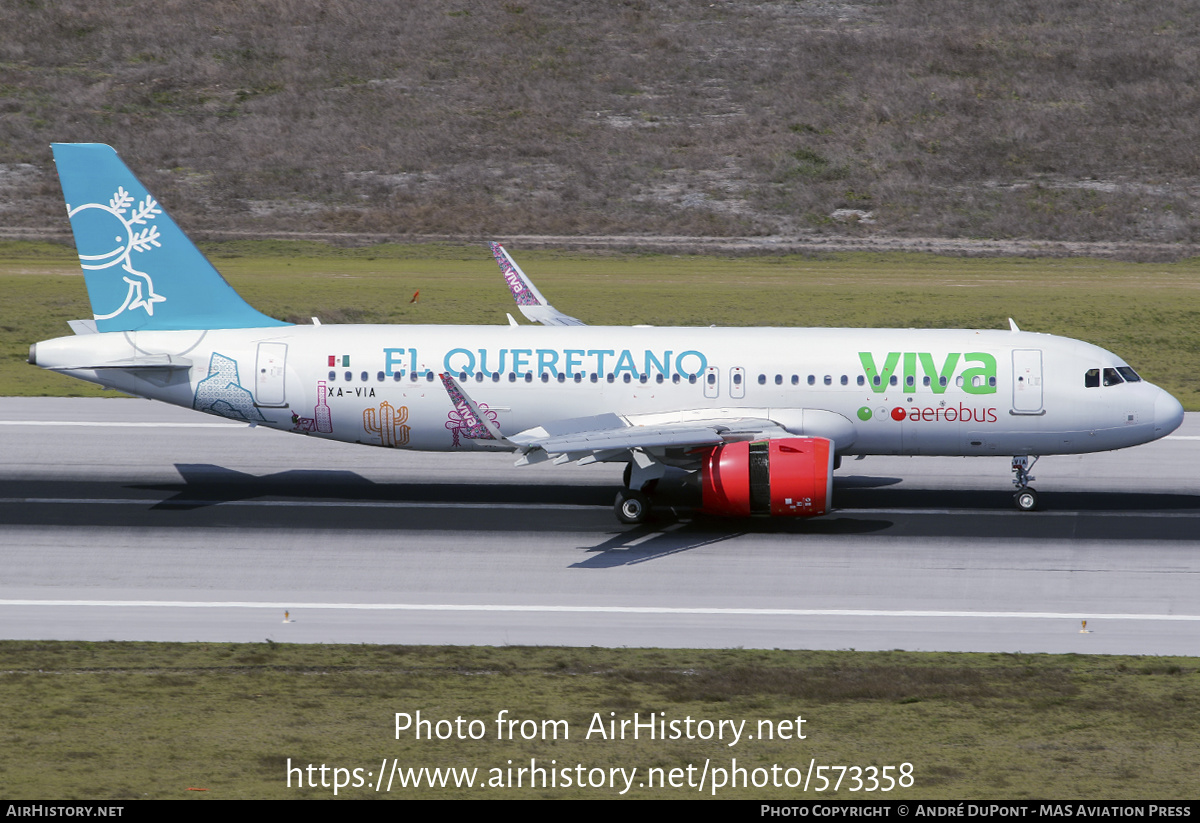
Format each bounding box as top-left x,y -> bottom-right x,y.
509,412 -> 792,464
515,424 -> 726,455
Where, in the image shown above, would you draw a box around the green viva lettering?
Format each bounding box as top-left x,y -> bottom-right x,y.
858,351 -> 996,395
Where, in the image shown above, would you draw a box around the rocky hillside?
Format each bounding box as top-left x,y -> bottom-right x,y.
3,0 -> 1199,253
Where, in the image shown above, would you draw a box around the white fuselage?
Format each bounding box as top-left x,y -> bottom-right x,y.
32,324 -> 1183,459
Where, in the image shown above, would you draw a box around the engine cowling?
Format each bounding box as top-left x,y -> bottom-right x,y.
699,437 -> 833,517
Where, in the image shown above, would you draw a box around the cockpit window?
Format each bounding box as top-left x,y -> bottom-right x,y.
1103,368 -> 1124,386
1116,366 -> 1142,383
1084,368 -> 1100,388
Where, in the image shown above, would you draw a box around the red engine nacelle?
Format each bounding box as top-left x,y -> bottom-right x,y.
699,437 -> 833,517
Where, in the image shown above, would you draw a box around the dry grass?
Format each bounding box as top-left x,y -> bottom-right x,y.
3,1 -> 1200,247
1,642 -> 1198,799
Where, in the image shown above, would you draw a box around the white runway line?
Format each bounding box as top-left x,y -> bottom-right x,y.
2,600 -> 1198,621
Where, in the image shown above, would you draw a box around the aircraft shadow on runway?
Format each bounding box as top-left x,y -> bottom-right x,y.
570,516 -> 895,568
15,462 -> 1196,544
143,463 -> 614,507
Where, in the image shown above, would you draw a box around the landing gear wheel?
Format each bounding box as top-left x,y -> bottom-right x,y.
1014,488 -> 1039,512
614,489 -> 651,525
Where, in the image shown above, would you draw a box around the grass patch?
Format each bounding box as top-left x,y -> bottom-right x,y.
6,241 -> 1200,408
0,642 -> 1196,799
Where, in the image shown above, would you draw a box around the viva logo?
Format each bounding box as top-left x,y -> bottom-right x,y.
858,352 -> 996,396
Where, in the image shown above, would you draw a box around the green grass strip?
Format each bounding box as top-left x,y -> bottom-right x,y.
5,241 -> 1199,408
0,641 -> 1196,799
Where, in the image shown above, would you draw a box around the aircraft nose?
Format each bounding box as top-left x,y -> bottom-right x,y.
1154,389 -> 1184,436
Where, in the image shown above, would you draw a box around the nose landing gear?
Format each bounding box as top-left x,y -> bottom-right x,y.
1014,487 -> 1039,511
1011,455 -> 1039,511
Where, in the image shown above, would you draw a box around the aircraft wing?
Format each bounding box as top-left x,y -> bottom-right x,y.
510,416 -> 792,465
439,373 -> 791,465
490,242 -> 586,326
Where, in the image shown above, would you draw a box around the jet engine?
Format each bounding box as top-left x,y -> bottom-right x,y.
699,437 -> 833,517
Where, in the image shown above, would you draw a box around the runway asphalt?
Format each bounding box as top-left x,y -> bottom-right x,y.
2,397 -> 1198,654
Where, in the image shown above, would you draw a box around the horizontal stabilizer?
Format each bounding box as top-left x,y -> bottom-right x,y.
46,354 -> 193,371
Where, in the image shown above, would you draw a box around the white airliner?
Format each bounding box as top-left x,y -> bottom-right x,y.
29,144 -> 1185,523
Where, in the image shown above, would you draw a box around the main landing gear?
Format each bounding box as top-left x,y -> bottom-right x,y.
614,457 -> 659,525
614,488 -> 652,524
1011,455 -> 1039,511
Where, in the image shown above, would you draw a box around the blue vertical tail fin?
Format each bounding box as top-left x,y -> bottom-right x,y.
51,143 -> 289,332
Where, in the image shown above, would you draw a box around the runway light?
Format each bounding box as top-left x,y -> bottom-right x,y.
283,610 -> 291,623
1079,620 -> 1090,633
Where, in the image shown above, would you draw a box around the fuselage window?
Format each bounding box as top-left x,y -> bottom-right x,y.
688,375 -> 697,384
425,371 -> 434,381
872,376 -> 880,387
345,371 -> 353,382
808,375 -> 816,386
608,374 -> 616,383
639,374 -> 648,384
394,371 -> 403,382
592,373 -> 600,383
775,374 -> 783,385
922,376 -> 931,387
623,374 -> 632,383
328,371 -> 337,381
840,375 -> 848,386
576,373 -> 584,383
1103,368 -> 1124,386
377,371 -> 385,382
757,374 -> 766,385
410,371 -> 419,382
889,375 -> 898,387
824,375 -> 832,386
656,374 -> 664,384
1085,369 -> 1100,388
492,372 -> 500,382
905,375 -> 914,387
557,373 -> 565,383
792,375 -> 800,386
939,376 -> 948,387
988,376 -> 996,387
956,376 -> 964,387
1117,366 -> 1142,383
459,371 -> 469,381
733,373 -> 743,386
858,375 -> 866,387
707,373 -> 716,385
525,372 -> 533,383
509,372 -> 517,382
361,371 -> 368,382
672,375 -> 680,384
